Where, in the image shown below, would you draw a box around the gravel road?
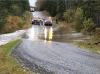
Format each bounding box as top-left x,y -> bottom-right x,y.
12,25 -> 100,74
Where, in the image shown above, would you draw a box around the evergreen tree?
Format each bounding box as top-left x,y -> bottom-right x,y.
0,0 -> 30,33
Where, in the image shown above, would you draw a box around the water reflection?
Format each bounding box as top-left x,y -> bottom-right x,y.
48,27 -> 53,40
26,25 -> 84,43
44,27 -> 47,40
26,25 -> 53,42
44,27 -> 53,41
27,26 -> 40,41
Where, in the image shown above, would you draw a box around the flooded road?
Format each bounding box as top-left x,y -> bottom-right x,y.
32,11 -> 49,19
24,24 -> 86,43
25,25 -> 53,41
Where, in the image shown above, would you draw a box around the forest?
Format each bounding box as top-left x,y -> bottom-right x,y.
36,0 -> 100,28
0,0 -> 32,33
36,0 -> 100,50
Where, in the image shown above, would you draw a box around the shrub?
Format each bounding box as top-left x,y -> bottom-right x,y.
3,16 -> 23,33
2,11 -> 32,33
93,28 -> 100,43
63,9 -> 74,23
22,11 -> 32,28
74,7 -> 84,32
82,18 -> 95,34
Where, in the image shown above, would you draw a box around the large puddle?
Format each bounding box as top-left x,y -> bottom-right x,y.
24,25 -> 87,43
25,25 -> 53,41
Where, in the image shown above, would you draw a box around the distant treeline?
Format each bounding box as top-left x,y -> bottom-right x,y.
36,0 -> 100,27
0,0 -> 31,33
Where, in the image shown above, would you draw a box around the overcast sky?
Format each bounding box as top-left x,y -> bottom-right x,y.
29,0 -> 37,6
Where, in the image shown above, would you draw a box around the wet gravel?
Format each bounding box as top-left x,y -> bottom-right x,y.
11,40 -> 55,74
11,39 -> 100,74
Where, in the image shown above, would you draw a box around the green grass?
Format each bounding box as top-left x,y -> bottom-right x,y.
0,40 -> 33,74
1,40 -> 20,55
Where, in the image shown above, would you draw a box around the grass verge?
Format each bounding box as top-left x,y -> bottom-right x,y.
76,41 -> 100,54
0,40 -> 32,74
